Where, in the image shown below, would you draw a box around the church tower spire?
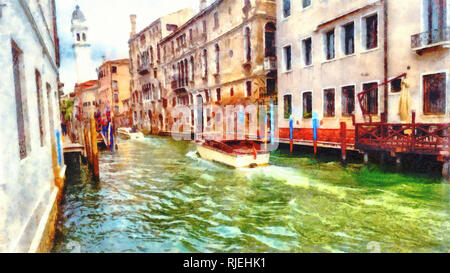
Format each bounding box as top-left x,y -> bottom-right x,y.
71,5 -> 94,83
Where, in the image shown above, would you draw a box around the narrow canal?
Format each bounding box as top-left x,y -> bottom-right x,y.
53,136 -> 449,253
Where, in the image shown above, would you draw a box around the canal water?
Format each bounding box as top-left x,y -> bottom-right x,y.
53,136 -> 449,253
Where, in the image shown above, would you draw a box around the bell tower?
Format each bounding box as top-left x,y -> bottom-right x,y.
71,5 -> 94,83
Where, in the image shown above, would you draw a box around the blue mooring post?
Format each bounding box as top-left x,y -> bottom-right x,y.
289,116 -> 294,153
312,113 -> 319,155
270,100 -> 275,146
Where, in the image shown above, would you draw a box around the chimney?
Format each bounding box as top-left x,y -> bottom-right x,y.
130,14 -> 136,37
200,0 -> 207,11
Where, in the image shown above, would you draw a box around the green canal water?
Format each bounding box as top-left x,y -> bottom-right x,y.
53,136 -> 449,253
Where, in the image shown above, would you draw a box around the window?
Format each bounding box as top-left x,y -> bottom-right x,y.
82,33 -> 86,41
46,83 -> 54,147
190,56 -> 195,81
342,85 -> 355,117
423,72 -> 446,115
216,88 -> 221,102
215,44 -> 220,74
362,82 -> 378,115
246,81 -> 252,97
302,0 -> 311,8
363,14 -> 378,50
202,49 -> 208,79
111,66 -> 117,73
76,33 -> 80,41
284,94 -> 292,119
283,45 -> 292,71
244,27 -> 251,62
391,79 -> 402,93
303,92 -> 312,119
12,41 -> 30,159
114,106 -> 119,113
343,22 -> 355,55
114,93 -> 119,103
230,88 -> 234,97
424,0 -> 447,44
150,47 -> 154,64
214,12 -> 219,28
265,23 -> 276,57
202,20 -> 207,34
35,70 -> 45,146
325,29 -> 335,60
266,72 -> 277,95
113,80 -> 118,90
189,29 -> 193,42
302,38 -> 312,66
323,88 -> 335,117
283,0 -> 291,18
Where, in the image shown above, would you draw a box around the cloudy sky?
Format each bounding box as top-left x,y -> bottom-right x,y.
56,0 -> 207,94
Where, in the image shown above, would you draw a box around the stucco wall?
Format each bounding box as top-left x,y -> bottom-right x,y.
0,0 -> 63,252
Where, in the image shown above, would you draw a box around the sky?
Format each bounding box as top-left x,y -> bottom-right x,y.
56,0 -> 207,94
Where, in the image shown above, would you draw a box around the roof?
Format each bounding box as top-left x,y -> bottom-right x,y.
72,5 -> 86,23
74,80 -> 99,92
160,0 -> 224,44
99,58 -> 130,67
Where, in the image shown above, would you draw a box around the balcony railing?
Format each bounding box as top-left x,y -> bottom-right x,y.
137,63 -> 151,75
411,26 -> 450,51
171,79 -> 188,91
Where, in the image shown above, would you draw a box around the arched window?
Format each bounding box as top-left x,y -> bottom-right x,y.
150,46 -> 154,64
184,59 -> 189,85
215,44 -> 220,74
202,49 -> 208,79
264,22 -> 276,57
190,56 -> 195,82
244,27 -> 251,62
76,33 -> 80,41
82,33 -> 86,41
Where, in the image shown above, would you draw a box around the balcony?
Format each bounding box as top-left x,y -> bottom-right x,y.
171,79 -> 188,91
137,63 -> 151,75
411,26 -> 450,53
264,56 -> 277,71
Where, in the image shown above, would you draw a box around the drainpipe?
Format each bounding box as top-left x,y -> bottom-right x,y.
383,0 -> 389,123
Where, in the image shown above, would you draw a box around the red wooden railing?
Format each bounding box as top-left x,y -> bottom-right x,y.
355,121 -> 449,156
357,73 -> 407,123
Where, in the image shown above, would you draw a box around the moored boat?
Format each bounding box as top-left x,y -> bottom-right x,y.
196,140 -> 270,168
118,127 -> 145,140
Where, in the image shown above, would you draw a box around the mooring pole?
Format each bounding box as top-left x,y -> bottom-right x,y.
363,152 -> 369,165
340,122 -> 347,163
84,125 -> 91,165
396,154 -> 402,172
90,117 -> 99,180
443,159 -> 449,183
289,116 -> 294,154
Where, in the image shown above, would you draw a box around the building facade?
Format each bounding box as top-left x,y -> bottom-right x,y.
74,80 -> 99,121
0,0 -> 64,252
129,0 -> 277,139
97,59 -> 131,118
128,8 -> 195,133
277,0 -> 449,162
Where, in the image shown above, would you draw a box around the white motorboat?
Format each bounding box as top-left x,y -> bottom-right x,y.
118,128 -> 145,140
196,140 -> 270,168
